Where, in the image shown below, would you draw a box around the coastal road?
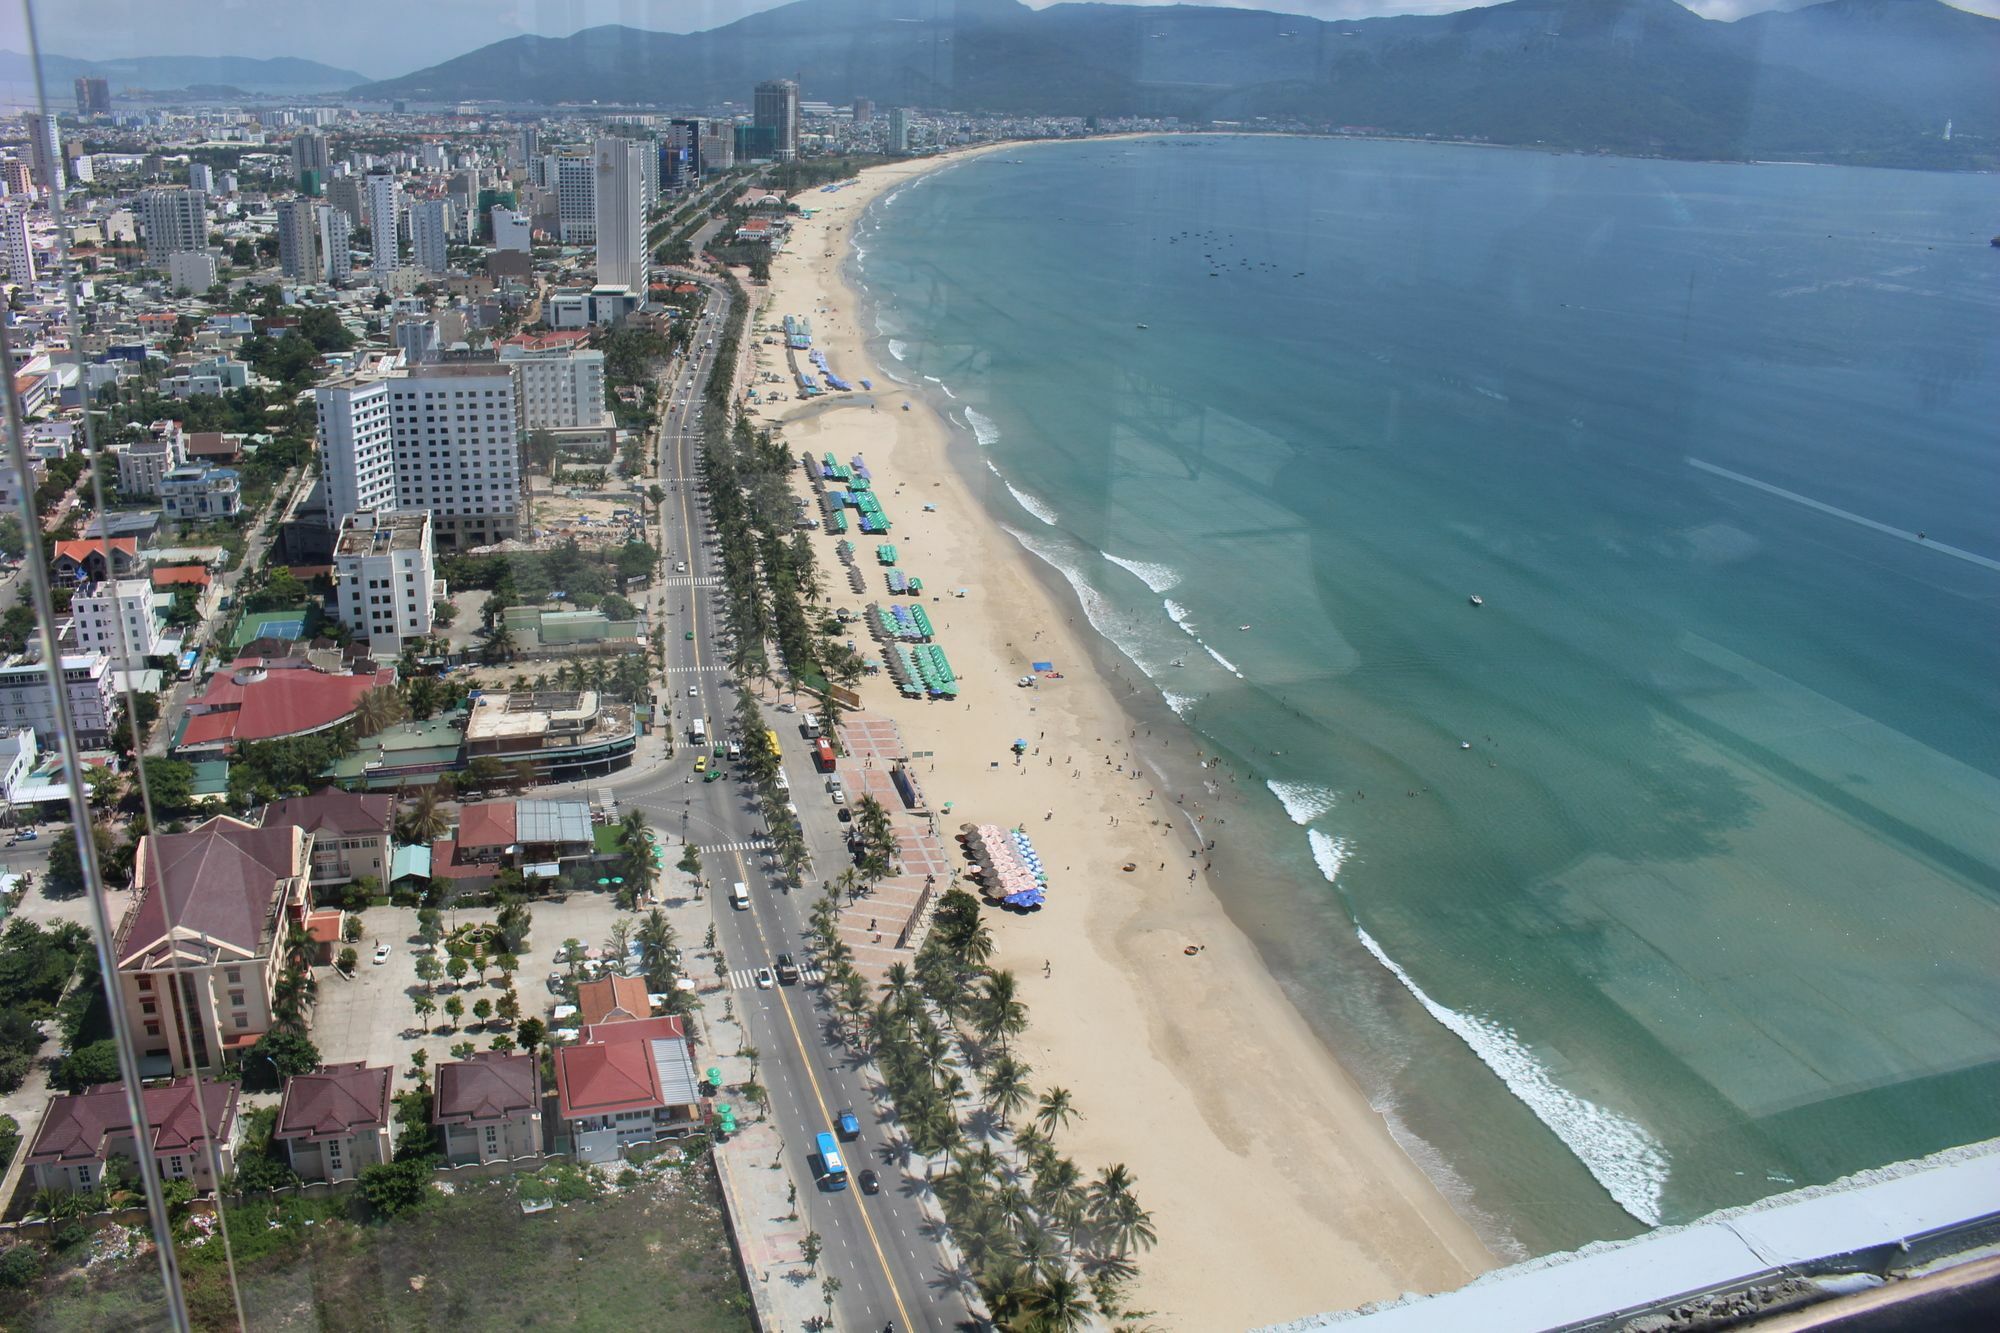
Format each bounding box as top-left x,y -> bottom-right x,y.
563,285 -> 976,1330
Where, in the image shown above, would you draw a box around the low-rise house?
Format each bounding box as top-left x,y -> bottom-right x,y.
461,691 -> 636,783
433,1050 -> 542,1164
160,462 -> 243,521
553,1015 -> 703,1163
428,797 -> 594,890
115,816 -> 315,1074
274,1062 -> 394,1182
51,535 -> 143,584
24,1077 -> 241,1193
575,973 -> 651,1027
260,787 -> 394,891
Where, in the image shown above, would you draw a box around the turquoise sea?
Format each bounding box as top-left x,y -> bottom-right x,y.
854,136 -> 2000,1258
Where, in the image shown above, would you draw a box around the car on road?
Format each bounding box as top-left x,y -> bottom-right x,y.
688,683 -> 699,697
13,828 -> 36,841
753,967 -> 775,989
684,630 -> 695,640
372,943 -> 392,966
829,786 -> 846,805
837,807 -> 853,823
858,1168 -> 881,1195
703,768 -> 725,783
774,952 -> 800,984
693,754 -> 709,773
836,1109 -> 861,1140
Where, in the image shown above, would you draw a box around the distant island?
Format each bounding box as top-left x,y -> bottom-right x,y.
350,0 -> 1999,171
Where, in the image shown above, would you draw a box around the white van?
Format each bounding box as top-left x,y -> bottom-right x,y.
690,717 -> 707,744
730,882 -> 750,910
726,739 -> 742,760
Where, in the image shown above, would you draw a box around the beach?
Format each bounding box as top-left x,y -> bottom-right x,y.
741,147 -> 1494,1328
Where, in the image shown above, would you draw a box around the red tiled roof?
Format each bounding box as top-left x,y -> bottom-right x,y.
304,909 -> 344,945
119,817 -> 308,968
456,800 -> 516,850
275,1062 -> 392,1142
575,974 -> 651,1027
578,1014 -> 687,1046
427,836 -> 497,882
554,1040 -> 663,1122
261,787 -> 392,840
26,1078 -> 239,1166
53,536 -> 137,565
181,667 -> 393,747
502,329 -> 591,352
433,1051 -> 539,1127
151,565 -> 211,588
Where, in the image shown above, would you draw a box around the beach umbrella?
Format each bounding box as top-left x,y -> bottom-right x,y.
706,1067 -> 723,1087
595,878 -> 610,886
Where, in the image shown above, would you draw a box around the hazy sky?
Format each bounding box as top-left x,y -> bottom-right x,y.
13,0 -> 2000,81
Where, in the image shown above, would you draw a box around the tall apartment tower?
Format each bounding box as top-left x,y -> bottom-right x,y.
553,155 -> 595,246
512,125 -> 540,167
852,98 -> 873,125
363,172 -> 401,275
314,378 -> 397,525
753,80 -> 800,163
700,122 -> 735,171
666,118 -> 703,190
275,199 -> 321,281
22,112 -> 63,192
409,198 -> 450,274
74,77 -> 110,116
887,107 -> 911,155
188,162 -> 214,194
140,187 -> 209,265
327,174 -> 363,227
291,130 -> 330,183
1,206 -> 34,284
593,137 -> 648,296
318,206 -> 353,285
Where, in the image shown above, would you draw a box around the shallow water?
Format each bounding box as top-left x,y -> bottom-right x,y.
858,135 -> 2000,1257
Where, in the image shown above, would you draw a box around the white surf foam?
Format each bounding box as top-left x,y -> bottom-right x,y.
1006,482 -> 1058,526
885,339 -> 907,362
1204,645 -> 1245,678
1269,781 -> 1339,826
940,383 -> 958,400
963,406 -> 1000,447
1164,599 -> 1198,635
1354,927 -> 1670,1226
1162,690 -> 1200,718
1105,554 -> 1181,594
1308,829 -> 1352,883
883,186 -> 905,208
1003,524 -> 1152,674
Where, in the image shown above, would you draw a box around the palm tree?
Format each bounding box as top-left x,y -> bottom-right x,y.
985,1054 -> 1034,1126
1103,1194 -> 1157,1257
978,970 -> 1029,1052
351,685 -> 406,738
397,785 -> 450,845
1085,1163 -> 1135,1231
879,961 -> 913,1004
618,808 -> 651,857
1034,1087 -> 1079,1140
1016,1271 -> 1096,1332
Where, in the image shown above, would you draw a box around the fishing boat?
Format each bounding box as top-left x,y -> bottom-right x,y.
1136,323 -> 1149,330
1469,594 -> 1484,607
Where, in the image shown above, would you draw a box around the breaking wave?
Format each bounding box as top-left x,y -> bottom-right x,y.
1308,829 -> 1352,884
963,406 -> 1000,447
1104,554 -> 1181,594
1269,781 -> 1339,826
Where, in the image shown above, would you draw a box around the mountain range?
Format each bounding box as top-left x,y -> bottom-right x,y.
352,0 -> 1999,168
1,50 -> 366,95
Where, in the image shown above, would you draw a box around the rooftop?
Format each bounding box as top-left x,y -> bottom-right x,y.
274,1062 -> 392,1143
117,816 -> 309,968
26,1077 -> 239,1166
433,1050 -> 539,1127
576,974 -> 652,1027
335,509 -> 431,557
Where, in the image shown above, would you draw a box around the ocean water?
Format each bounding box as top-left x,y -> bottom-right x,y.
856,136 -> 2000,1257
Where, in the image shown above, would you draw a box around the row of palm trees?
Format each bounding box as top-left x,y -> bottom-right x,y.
805,884 -> 1157,1329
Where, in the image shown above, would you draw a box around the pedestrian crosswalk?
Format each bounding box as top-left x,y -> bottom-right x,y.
665,664 -> 729,674
700,838 -> 774,855
660,575 -> 721,588
727,965 -> 825,990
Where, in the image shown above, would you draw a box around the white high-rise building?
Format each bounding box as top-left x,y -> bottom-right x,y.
554,155 -> 594,246
333,509 -> 438,653
167,250 -> 218,294
291,130 -> 330,181
499,345 -> 610,431
1,206 -> 34,284
22,112 -> 63,192
140,187 -> 209,265
188,162 -> 214,193
317,362 -> 522,551
363,172 -> 401,275
887,107 -> 911,155
409,198 -> 450,274
275,199 -> 320,280
315,376 -> 397,525
70,579 -> 166,670
318,206 -> 353,285
0,654 -> 115,749
593,137 -> 648,296
491,207 -> 532,254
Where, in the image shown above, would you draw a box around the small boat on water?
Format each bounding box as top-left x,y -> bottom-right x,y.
1168,658 -> 1185,668
1136,323 -> 1150,330
1469,594 -> 1484,607
1237,624 -> 1252,632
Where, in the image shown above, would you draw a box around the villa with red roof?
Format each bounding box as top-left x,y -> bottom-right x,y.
553,1015 -> 702,1163
175,664 -> 395,754
274,1062 -> 395,1181
576,973 -> 652,1027
51,536 -> 143,583
433,1050 -> 543,1164
115,816 -> 316,1075
25,1077 -> 242,1194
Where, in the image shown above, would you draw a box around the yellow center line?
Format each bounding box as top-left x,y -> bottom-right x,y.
730,848 -> 917,1333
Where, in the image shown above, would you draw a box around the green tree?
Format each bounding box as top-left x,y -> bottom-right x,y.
244,1029 -> 321,1091
801,1227 -> 822,1273
54,1039 -> 122,1091
358,1158 -> 431,1217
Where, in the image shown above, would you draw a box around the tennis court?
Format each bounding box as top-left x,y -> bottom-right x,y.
230,606 -> 311,650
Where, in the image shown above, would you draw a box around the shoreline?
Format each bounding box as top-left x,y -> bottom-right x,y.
746,143 -> 1494,1327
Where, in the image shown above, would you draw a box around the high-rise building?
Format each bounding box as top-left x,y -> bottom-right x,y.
554,155 -> 595,246
409,198 -> 450,274
188,162 -> 214,194
498,344 -> 610,430
318,205 -> 353,285
3,161 -> 32,196
70,579 -> 166,670
491,207 -> 532,254
275,199 -> 321,281
639,140 -> 658,218
363,172 -> 401,275
317,362 -> 523,550
887,107 -> 911,155
593,137 -> 648,296
167,250 -> 218,294
753,79 -> 800,163
853,98 -> 874,125
333,509 -> 437,653
74,77 -> 110,116
327,173 -> 363,227
0,206 -> 34,285
22,112 -> 63,192
512,125 -> 540,167
665,118 -> 703,191
140,186 -> 209,265
700,122 -> 735,172
291,130 -> 330,183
